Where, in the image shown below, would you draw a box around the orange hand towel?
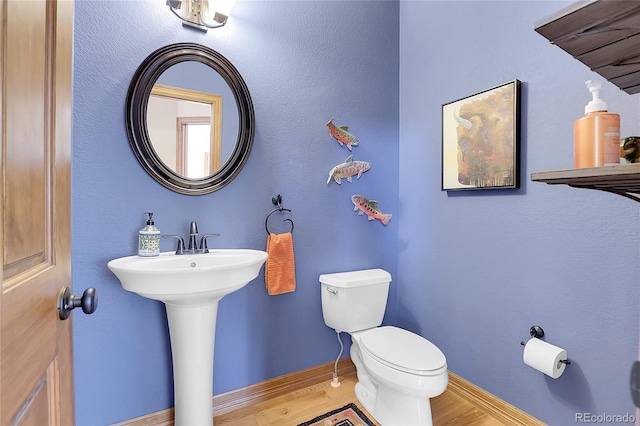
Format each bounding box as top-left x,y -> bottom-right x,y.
265,232 -> 296,295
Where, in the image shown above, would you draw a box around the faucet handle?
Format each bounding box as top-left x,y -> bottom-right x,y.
162,235 -> 185,255
199,234 -> 221,253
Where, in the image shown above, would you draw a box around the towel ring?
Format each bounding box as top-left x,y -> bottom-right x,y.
265,194 -> 294,235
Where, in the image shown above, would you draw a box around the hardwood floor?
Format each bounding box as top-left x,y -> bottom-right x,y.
213,371 -> 367,425
213,365 -> 542,426
119,358 -> 544,426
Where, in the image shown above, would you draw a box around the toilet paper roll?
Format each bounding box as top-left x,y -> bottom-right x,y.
523,338 -> 567,379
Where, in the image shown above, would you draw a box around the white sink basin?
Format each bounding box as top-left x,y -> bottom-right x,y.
108,249 -> 267,426
108,250 -> 268,304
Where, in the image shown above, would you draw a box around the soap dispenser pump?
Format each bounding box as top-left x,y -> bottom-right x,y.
138,212 -> 161,257
574,80 -> 620,168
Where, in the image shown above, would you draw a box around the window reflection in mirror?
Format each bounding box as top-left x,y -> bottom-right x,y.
179,117 -> 212,178
147,85 -> 222,178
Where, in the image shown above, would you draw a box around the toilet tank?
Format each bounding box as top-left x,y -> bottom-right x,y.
319,269 -> 391,333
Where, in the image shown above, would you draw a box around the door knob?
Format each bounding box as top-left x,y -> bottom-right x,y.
58,287 -> 98,320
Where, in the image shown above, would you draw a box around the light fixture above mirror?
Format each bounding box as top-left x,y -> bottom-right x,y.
166,0 -> 236,31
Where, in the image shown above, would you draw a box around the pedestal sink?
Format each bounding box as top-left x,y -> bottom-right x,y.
108,250 -> 268,426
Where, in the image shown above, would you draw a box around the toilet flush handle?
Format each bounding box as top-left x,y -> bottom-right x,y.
326,287 -> 338,295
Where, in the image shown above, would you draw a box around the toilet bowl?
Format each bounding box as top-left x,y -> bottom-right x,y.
319,269 -> 448,426
351,327 -> 448,426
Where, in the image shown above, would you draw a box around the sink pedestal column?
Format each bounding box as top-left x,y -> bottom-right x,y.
165,301 -> 220,426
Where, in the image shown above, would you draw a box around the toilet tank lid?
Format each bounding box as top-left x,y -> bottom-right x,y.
319,269 -> 391,288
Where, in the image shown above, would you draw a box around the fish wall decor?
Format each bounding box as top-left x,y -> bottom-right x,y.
351,195 -> 392,225
327,118 -> 359,151
327,155 -> 371,185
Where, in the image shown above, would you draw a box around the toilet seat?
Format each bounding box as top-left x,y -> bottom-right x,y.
359,326 -> 447,376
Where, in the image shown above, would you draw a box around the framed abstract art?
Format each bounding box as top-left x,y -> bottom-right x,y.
442,80 -> 521,191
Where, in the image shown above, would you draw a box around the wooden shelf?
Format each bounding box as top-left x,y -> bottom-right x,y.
531,164 -> 640,202
535,0 -> 640,95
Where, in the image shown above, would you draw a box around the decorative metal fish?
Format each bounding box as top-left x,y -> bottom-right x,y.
327,155 -> 371,185
351,195 -> 392,225
621,136 -> 640,163
327,118 -> 359,151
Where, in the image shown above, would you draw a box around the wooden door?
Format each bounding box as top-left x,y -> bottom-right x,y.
0,0 -> 75,424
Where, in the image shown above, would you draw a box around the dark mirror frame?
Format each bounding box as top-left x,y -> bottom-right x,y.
126,43 -> 255,195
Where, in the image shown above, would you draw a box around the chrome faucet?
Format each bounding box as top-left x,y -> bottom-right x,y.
187,221 -> 198,252
163,221 -> 220,255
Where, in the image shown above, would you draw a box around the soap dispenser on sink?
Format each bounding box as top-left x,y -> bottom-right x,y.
138,212 -> 160,257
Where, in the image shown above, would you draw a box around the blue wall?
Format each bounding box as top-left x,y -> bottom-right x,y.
72,1 -> 399,424
399,1 -> 640,424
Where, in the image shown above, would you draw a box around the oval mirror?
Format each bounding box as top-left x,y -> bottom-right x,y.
126,43 -> 254,195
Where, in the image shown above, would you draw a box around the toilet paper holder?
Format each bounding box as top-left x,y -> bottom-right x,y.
520,325 -> 571,365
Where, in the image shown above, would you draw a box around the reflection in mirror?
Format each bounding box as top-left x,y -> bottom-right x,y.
150,61 -> 239,177
180,116 -> 212,178
148,85 -> 222,178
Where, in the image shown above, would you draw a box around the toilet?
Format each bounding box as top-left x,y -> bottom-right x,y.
319,269 -> 448,426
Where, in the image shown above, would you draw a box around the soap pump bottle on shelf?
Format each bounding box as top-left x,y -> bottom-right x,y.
574,80 -> 620,168
138,212 -> 161,257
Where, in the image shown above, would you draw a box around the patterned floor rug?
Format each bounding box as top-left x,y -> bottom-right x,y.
297,402 -> 376,426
